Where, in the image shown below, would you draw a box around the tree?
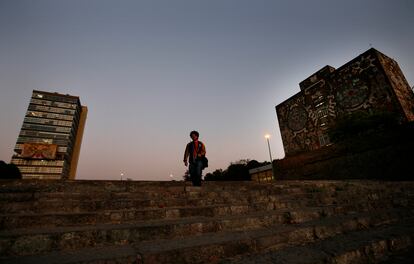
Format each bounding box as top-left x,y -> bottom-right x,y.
204,169 -> 224,181
204,159 -> 270,181
0,161 -> 22,179
225,163 -> 250,181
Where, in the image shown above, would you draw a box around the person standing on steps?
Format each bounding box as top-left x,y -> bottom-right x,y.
183,130 -> 207,186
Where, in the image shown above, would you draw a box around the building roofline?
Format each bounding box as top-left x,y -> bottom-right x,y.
32,90 -> 80,100
276,47 -> 390,109
249,164 -> 273,174
276,91 -> 303,110
32,90 -> 83,106
334,47 -> 384,73
299,65 -> 336,86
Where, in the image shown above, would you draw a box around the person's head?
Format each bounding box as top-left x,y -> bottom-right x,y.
190,130 -> 199,141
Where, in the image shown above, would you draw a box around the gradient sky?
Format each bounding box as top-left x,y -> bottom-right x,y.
1,0 -> 413,181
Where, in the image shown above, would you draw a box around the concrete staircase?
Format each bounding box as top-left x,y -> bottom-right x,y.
0,180 -> 413,263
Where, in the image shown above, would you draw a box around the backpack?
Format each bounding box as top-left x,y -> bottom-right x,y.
191,141 -> 208,169
201,156 -> 208,169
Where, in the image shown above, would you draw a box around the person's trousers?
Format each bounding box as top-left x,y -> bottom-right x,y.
189,160 -> 203,186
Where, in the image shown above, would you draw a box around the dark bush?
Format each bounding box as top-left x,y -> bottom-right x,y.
0,160 -> 22,179
204,160 -> 270,181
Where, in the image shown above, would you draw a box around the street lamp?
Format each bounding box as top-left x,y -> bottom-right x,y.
264,134 -> 275,181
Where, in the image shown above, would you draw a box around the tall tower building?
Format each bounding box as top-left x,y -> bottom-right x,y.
11,90 -> 87,180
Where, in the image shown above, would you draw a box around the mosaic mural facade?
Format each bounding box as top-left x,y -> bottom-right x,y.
276,48 -> 414,156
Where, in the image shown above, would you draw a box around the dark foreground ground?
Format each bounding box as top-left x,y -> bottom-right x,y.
0,179 -> 413,263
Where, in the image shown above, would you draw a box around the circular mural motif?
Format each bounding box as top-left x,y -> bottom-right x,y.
352,55 -> 376,74
336,83 -> 370,109
287,106 -> 308,131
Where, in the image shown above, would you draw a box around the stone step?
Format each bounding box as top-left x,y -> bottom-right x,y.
2,184 -> 412,228
2,180 -> 407,199
2,217 -> 412,264
0,186 -> 304,202
2,180 -> 411,201
2,206 -> 408,259
0,201 -> 280,229
222,218 -> 414,264
0,180 -> 413,263
1,185 -> 410,214
1,181 -> 413,202
0,244 -> 138,264
0,205 -> 348,256
0,192 -> 288,213
2,192 -> 411,230
131,214 -> 414,264
0,181 -> 291,197
378,246 -> 414,264
0,191 -> 310,213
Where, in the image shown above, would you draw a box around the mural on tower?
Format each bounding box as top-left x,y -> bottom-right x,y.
276,48 -> 414,156
21,143 -> 58,160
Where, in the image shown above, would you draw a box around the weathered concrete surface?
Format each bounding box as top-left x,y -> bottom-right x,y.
0,180 -> 413,263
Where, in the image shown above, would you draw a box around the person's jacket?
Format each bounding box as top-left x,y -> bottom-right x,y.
183,141 -> 206,164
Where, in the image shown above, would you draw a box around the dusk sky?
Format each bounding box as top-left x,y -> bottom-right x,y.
1,0 -> 413,181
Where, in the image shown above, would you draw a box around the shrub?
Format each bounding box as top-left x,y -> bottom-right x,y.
0,161 -> 22,179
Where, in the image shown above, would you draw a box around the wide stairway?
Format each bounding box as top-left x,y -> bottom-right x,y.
0,180 -> 413,264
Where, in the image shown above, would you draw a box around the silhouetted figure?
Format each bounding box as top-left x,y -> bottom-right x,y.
183,131 -> 207,186
0,160 -> 22,179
